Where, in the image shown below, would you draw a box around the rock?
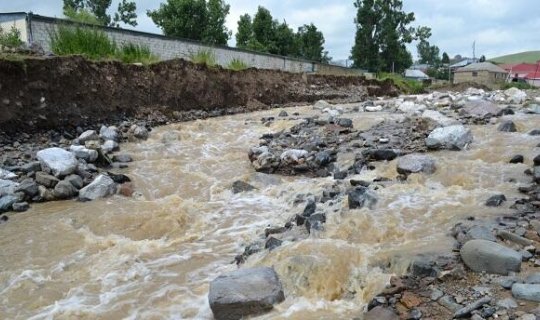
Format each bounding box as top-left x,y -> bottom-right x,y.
426,125 -> 473,150
410,256 -> 439,277
505,87 -> 527,104
510,155 -> 524,164
497,230 -> 533,246
65,174 -> 84,189
131,125 -> 149,140
0,179 -> 18,196
364,306 -> 399,320
305,213 -> 326,233
280,149 -> 308,163
421,110 -> 459,127
0,195 -> 18,212
278,110 -> 288,117
0,168 -> 17,180
401,291 -> 422,308
396,154 -> 436,175
314,151 -> 331,166
112,154 -> 133,163
498,120 -> 517,132
12,202 -> 29,212
36,147 -> 79,177
528,104 -> 540,114
369,149 -> 398,161
53,180 -> 78,199
462,100 -> 501,118
438,295 -> 462,312
485,194 -> 506,207
348,186 -> 377,210
35,172 -> 59,188
337,118 -> 353,128
460,239 -> 521,275
465,225 -> 497,243
497,298 -> 518,309
69,145 -> 98,162
365,106 -> 383,112
78,174 -> 116,201
107,172 -> 131,184
313,100 -> 332,110
208,267 -> 285,320
525,273 -> 540,284
499,276 -> 520,289
20,161 -> 41,173
38,185 -> 55,201
453,297 -> 491,318
398,101 -> 426,114
101,140 -> 119,154
529,129 -> 540,136
118,182 -> 134,197
15,179 -> 39,197
265,237 -> 282,250
431,289 -> 444,301
512,284 -> 540,302
99,125 -> 120,141
78,130 -> 99,144
534,154 -> 540,166
231,181 -> 256,194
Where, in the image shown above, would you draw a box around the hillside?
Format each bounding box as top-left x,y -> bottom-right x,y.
490,51 -> 540,64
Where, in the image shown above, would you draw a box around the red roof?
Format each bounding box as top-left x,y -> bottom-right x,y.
526,72 -> 540,79
503,63 -> 539,73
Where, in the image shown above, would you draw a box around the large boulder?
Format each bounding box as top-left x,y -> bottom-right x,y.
208,267 -> 285,320
0,168 -> 17,180
99,125 -> 120,142
78,174 -> 117,201
426,125 -> 473,150
77,130 -> 99,144
498,120 -> 517,132
70,145 -> 98,163
54,180 -> 79,199
512,284 -> 540,302
0,195 -> 18,213
37,148 -> 79,177
0,179 -> 19,196
397,154 -> 436,175
460,239 -> 521,275
462,100 -> 501,118
504,87 -> 527,104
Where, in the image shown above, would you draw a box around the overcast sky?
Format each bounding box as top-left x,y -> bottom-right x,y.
4,0 -> 540,61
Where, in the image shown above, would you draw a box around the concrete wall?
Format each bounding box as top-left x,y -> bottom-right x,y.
0,13 -> 28,43
454,70 -> 506,87
11,13 -> 362,76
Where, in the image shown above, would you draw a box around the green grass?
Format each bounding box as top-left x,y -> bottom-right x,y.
0,25 -> 23,49
489,51 -> 540,64
189,49 -> 216,67
119,43 -> 158,64
501,82 -> 536,90
378,73 -> 426,94
227,58 -> 248,71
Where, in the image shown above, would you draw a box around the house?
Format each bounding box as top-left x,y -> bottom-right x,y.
500,62 -> 540,84
526,71 -> 540,87
449,58 -> 478,70
453,62 -> 507,87
404,69 -> 430,81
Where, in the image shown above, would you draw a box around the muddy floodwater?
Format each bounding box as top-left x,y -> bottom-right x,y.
1,104 -> 539,319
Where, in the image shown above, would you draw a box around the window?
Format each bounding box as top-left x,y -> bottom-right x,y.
472,71 -> 478,77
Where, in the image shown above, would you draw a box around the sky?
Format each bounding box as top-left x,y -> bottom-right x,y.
3,0 -> 540,62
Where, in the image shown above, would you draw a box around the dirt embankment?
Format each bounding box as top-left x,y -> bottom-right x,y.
0,56 -> 397,135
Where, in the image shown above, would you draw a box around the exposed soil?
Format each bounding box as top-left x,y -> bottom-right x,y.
0,56 -> 398,136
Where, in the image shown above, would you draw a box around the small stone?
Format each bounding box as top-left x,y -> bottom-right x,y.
112,154 -> 133,163
78,130 -> 99,143
348,186 -> 377,210
529,129 -> 540,136
231,180 -> 256,194
12,202 -> 29,212
510,155 -> 524,164
485,194 -> 506,207
337,118 -> 353,128
35,172 -> 60,188
454,297 -> 491,318
401,291 -> 422,308
265,237 -> 282,251
498,120 -> 517,132
278,110 -> 288,117
53,180 -> 78,199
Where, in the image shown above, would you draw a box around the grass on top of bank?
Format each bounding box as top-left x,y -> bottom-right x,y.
379,72 -> 426,94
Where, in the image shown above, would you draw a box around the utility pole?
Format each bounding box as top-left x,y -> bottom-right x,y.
473,41 -> 476,60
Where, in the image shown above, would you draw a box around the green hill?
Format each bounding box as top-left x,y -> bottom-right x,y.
490,51 -> 540,64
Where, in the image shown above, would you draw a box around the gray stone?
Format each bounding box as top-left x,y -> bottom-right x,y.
499,276 -> 521,289
101,140 -> 119,154
525,273 -> 540,284
364,306 -> 399,320
70,145 -> 98,162
15,179 -> 39,197
79,174 -> 116,201
497,230 -> 533,246
20,161 -> 41,173
231,181 -> 256,194
504,87 -> 527,104
485,194 -> 506,207
37,147 -> 79,177
12,202 -> 29,212
38,185 -> 55,201
99,125 -> 120,141
78,130 -> 99,143
426,125 -> 473,150
454,297 -> 491,318
0,195 -> 18,212
498,120 -> 517,132
431,289 -> 444,301
208,267 -> 285,320
35,172 -> 59,188
112,154 -> 133,163
65,174 -> 84,189
462,100 -> 501,118
460,239 -> 521,275
0,168 -> 17,180
53,180 -> 78,199
0,179 -> 19,196
348,186 -> 377,210
337,118 -> 353,128
512,284 -> 540,302
421,110 -> 459,127
397,153 -> 436,175
438,295 -> 462,312
465,225 -> 497,242
497,298 -> 518,309
131,125 -> 149,140
534,166 -> 540,184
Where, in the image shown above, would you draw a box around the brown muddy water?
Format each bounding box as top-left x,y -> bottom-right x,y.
0,104 -> 539,319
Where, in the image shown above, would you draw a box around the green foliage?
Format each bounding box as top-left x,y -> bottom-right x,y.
148,0 -> 230,45
189,49 -> 217,66
501,82 -> 535,90
426,67 -> 450,80
63,0 -> 137,27
479,55 -> 486,62
379,72 -> 426,94
119,43 -> 158,64
351,0 -> 428,73
235,14 -> 252,49
417,40 -> 440,65
227,58 -> 248,71
441,52 -> 450,64
297,24 -> 330,63
0,25 -> 23,49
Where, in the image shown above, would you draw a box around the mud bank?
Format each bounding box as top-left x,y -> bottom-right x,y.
0,56 -> 396,135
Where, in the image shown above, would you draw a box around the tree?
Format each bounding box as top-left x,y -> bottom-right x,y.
297,23 -> 330,63
351,0 -> 427,73
147,0 -> 208,40
63,0 -> 137,27
251,6 -> 276,53
479,55 -> 486,62
274,21 -> 298,56
441,52 -> 450,64
202,0 -> 231,45
235,14 -> 252,49
417,40 -> 440,65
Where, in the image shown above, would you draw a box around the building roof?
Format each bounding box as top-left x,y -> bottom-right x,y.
405,69 -> 429,79
450,58 -> 478,69
502,63 -> 539,73
455,62 -> 507,73
527,72 -> 540,79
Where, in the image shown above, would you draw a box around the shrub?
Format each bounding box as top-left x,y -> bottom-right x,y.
189,49 -> 216,67
49,25 -> 117,59
501,82 -> 535,90
0,25 -> 23,49
119,43 -> 158,64
379,72 -> 426,94
63,7 -> 102,25
227,58 -> 248,71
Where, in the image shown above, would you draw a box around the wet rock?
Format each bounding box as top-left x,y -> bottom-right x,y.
101,140 -> 119,154
0,195 -> 18,212
303,200 -> 316,216
464,225 -> 497,243
265,237 -> 282,251
498,120 -> 517,132
333,171 -> 348,180
15,179 -> 39,198
107,172 -> 131,184
78,130 -> 99,144
348,186 -> 377,210
337,118 -> 353,128
525,273 -> 540,284
485,194 -> 506,207
99,125 -> 120,141
460,239 -> 521,275
231,181 -> 256,194
278,110 -> 288,117
53,180 -> 78,199
79,174 -> 116,201
305,213 -> 326,233
20,161 -> 41,173
512,284 -> 540,302
505,87 -> 527,104
534,154 -> 540,166
454,297 -> 491,318
529,129 -> 540,136
65,174 -> 84,189
426,125 -> 473,150
208,267 -> 285,320
0,179 -> 19,196
367,149 -> 398,161
396,154 -> 436,175
118,182 -> 134,197
12,202 -> 29,212
410,256 -> 439,277
35,171 -> 59,188
408,309 -> 422,320
364,306 -> 399,320
70,145 -> 98,162
365,106 -> 383,112
510,155 -> 524,164
0,168 -> 17,180
131,125 -> 149,140
38,185 -> 55,201
37,147 -> 78,177
462,100 -> 501,118
112,154 -> 133,163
